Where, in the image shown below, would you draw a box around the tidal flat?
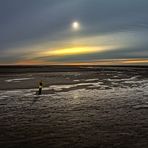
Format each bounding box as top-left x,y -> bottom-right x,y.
0,66 -> 148,148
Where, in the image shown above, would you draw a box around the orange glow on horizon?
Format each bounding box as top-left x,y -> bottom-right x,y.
122,59 -> 148,64
13,58 -> 148,65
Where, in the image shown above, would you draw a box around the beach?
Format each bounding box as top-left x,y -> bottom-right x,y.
0,66 -> 148,147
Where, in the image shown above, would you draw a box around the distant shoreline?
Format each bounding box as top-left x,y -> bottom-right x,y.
0,65 -> 148,74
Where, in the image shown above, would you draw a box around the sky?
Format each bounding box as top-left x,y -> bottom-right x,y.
0,0 -> 148,65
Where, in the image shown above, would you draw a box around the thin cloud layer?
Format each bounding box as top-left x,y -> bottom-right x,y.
0,0 -> 148,64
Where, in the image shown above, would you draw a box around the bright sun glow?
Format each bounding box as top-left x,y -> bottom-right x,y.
72,21 -> 79,30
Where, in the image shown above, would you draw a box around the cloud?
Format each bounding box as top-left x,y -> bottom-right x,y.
0,0 -> 148,64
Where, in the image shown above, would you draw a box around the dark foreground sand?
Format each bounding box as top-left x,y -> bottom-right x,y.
0,66 -> 148,148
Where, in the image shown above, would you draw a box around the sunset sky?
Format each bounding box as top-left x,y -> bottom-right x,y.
0,0 -> 148,65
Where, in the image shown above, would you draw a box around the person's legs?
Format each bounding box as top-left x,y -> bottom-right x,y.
38,88 -> 42,95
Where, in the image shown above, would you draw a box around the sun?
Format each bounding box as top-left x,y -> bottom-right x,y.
72,21 -> 80,30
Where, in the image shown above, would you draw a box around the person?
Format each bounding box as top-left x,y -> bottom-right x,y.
38,81 -> 43,95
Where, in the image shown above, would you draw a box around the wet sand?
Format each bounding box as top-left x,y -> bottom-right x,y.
0,66 -> 148,148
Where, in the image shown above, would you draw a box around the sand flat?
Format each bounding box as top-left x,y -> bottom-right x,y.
0,66 -> 148,148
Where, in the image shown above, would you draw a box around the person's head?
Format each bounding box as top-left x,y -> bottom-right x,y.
39,81 -> 43,85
